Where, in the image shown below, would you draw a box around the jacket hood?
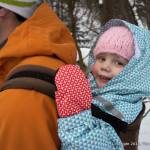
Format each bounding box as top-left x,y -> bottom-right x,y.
0,2 -> 77,65
88,19 -> 150,123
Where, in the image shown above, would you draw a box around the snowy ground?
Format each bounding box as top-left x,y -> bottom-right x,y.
138,101 -> 150,150
78,48 -> 150,150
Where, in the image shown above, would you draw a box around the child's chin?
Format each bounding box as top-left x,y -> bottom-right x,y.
97,82 -> 106,88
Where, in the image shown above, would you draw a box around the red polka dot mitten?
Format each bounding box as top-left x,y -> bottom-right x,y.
55,65 -> 92,118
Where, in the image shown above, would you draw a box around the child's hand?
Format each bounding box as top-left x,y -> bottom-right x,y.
55,65 -> 92,118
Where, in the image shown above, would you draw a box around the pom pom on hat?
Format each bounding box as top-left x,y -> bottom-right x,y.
93,26 -> 135,61
0,0 -> 39,19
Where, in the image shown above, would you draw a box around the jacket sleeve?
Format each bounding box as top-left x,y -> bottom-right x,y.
57,109 -> 124,150
57,109 -> 94,149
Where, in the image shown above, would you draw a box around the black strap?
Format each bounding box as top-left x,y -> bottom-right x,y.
0,39 -> 8,49
0,65 -> 57,99
93,96 -> 124,120
91,104 -> 128,134
8,70 -> 55,84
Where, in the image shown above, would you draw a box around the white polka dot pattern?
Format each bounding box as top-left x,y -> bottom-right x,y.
55,65 -> 92,118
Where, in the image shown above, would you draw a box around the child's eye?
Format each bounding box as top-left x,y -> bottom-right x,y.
99,57 -> 105,61
115,61 -> 124,66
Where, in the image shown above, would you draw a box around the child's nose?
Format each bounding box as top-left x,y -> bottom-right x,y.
101,62 -> 111,72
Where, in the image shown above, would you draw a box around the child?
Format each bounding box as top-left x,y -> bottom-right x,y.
92,25 -> 134,89
55,19 -> 150,150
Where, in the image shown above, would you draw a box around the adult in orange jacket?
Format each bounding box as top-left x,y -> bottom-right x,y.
0,1 -> 77,150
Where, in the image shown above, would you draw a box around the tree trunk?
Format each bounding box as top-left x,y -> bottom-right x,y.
102,0 -> 114,26
67,0 -> 85,71
146,0 -> 150,29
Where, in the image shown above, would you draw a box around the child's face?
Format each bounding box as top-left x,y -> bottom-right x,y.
92,53 -> 128,88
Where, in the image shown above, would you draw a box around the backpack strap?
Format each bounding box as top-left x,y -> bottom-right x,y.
0,65 -> 57,99
93,96 -> 124,120
91,104 -> 128,134
91,96 -> 128,134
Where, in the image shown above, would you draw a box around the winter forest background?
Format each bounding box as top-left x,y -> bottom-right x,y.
40,0 -> 150,71
40,0 -> 150,149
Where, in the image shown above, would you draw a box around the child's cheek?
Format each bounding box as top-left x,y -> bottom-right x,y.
92,64 -> 98,77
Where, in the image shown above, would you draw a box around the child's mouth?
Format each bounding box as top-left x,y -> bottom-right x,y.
98,75 -> 111,82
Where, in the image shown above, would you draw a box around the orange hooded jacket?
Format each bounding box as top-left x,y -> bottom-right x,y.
0,2 -> 76,150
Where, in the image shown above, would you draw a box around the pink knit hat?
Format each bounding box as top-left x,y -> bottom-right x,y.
93,26 -> 135,61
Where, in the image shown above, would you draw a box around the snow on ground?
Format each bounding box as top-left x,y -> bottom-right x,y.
138,100 -> 150,150
77,48 -> 150,150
